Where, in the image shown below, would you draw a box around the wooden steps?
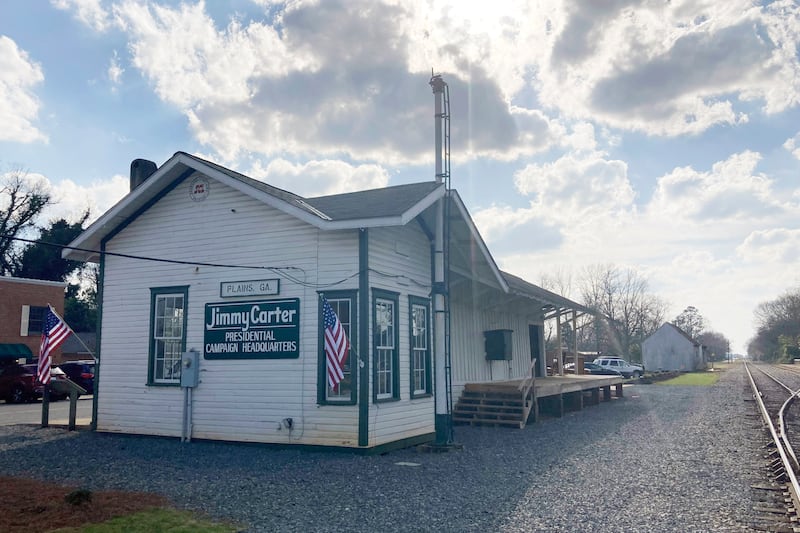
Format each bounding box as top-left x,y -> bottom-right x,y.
452,388 -> 528,428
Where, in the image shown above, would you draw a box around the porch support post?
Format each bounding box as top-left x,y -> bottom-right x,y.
556,309 -> 563,376
572,310 -> 579,374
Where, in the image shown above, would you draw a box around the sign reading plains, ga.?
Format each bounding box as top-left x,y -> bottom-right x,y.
204,299 -> 300,359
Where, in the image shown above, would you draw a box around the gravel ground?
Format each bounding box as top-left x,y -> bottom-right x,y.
0,366 -> 768,532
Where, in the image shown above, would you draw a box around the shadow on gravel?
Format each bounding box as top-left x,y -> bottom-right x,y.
0,383 -> 724,532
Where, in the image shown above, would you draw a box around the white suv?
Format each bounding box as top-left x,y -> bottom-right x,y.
593,357 -> 644,379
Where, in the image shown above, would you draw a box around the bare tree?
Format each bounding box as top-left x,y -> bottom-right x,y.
0,169 -> 52,275
579,264 -> 669,362
673,306 -> 705,339
539,267 -> 576,350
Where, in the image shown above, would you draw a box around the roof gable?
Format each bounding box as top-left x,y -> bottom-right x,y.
647,322 -> 699,346
63,153 -> 445,262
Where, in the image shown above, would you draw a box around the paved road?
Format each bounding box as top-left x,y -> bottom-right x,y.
0,396 -> 93,426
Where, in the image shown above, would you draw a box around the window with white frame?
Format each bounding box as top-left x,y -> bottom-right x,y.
409,296 -> 431,397
373,290 -> 399,402
149,287 -> 187,385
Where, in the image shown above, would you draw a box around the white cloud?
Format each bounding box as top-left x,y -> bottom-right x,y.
110,0 -> 563,164
45,174 -> 129,225
103,0 -> 800,167
737,228 -> 800,264
247,158 -> 390,197
648,151 -> 790,221
783,133 -> 800,160
51,0 -> 111,32
0,36 -> 46,143
107,50 -> 124,89
44,0 -> 800,166
513,151 -> 635,224
527,0 -> 800,136
472,203 -> 540,242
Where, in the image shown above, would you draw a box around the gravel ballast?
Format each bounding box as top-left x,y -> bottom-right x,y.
0,366 -> 768,532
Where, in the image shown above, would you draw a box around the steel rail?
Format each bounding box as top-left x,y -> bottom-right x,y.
751,365 -> 800,471
744,362 -> 800,513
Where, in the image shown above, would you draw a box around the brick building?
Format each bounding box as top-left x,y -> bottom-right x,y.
0,276 -> 66,363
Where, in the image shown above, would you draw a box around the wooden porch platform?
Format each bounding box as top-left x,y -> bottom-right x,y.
453,375 -> 625,428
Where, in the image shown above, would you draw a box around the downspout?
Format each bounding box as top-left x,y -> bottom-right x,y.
358,228 -> 370,447
92,242 -> 105,431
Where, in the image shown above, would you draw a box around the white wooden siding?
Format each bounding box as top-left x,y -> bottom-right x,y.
642,325 -> 700,372
448,282 -> 543,400
366,225 -> 435,446
98,175 -> 363,446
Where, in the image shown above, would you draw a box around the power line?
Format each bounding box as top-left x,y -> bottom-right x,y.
1,234 -> 432,291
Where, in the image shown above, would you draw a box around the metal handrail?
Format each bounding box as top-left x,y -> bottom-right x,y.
518,358 -> 537,426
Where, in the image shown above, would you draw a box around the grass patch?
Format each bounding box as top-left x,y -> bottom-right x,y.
657,372 -> 720,386
53,508 -> 242,533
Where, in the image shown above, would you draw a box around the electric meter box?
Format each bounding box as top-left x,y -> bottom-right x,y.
484,329 -> 513,360
180,350 -> 200,388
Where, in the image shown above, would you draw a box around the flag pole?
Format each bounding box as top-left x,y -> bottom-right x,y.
48,304 -> 96,361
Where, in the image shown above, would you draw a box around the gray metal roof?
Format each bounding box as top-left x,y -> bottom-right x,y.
177,152 -> 327,219
663,322 -> 700,346
502,270 -> 594,316
306,182 -> 443,221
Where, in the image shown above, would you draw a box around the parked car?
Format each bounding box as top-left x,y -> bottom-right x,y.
57,360 -> 95,395
22,364 -> 71,401
0,363 -> 41,403
593,357 -> 644,378
583,362 -> 623,376
564,362 -> 623,376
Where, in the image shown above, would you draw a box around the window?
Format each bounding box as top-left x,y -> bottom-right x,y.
148,287 -> 188,385
318,291 -> 357,404
409,296 -> 431,398
373,289 -> 399,402
27,306 -> 46,335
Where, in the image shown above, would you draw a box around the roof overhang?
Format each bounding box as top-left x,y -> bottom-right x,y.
502,271 -> 595,320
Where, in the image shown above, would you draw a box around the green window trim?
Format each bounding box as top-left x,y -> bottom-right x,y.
408,295 -> 432,399
317,290 -> 358,405
372,288 -> 400,403
147,286 -> 189,387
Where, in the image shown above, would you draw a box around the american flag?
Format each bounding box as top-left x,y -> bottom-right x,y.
322,297 -> 350,389
37,306 -> 72,384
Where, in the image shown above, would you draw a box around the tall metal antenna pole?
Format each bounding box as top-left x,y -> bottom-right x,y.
430,74 -> 453,446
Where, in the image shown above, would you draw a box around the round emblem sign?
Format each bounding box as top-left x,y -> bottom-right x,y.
189,177 -> 210,202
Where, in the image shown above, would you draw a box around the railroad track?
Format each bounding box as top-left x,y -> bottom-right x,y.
745,362 -> 800,531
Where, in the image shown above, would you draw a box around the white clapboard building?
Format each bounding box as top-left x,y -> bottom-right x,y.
64,151 -> 589,451
642,323 -> 706,372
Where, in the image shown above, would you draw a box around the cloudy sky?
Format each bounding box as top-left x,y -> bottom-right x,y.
2,0 -> 799,354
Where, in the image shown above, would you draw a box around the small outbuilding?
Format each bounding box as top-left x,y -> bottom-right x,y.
642,323 -> 705,372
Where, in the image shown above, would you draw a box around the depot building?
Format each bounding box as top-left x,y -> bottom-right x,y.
64,151 -> 589,451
